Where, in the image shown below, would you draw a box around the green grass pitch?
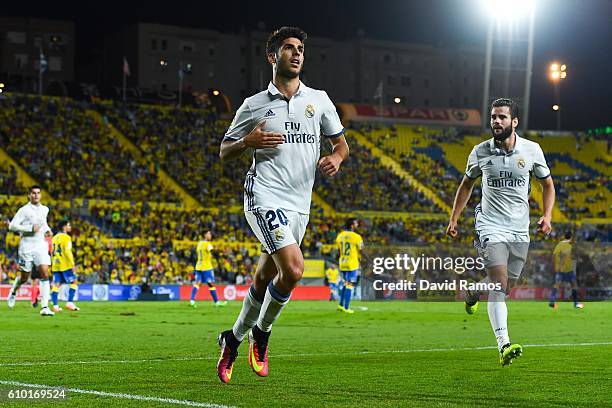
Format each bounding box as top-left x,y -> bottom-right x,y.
1,300 -> 610,407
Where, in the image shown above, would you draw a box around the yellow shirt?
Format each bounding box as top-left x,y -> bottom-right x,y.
336,231 -> 364,271
326,267 -> 339,284
51,233 -> 75,272
553,240 -> 573,273
195,241 -> 214,271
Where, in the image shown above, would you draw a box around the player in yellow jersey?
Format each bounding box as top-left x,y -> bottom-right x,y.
325,263 -> 340,301
549,231 -> 583,309
336,219 -> 363,313
51,220 -> 80,312
190,230 -> 227,308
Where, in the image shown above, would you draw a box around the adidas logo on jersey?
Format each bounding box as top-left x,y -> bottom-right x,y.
485,160 -> 493,166
264,109 -> 275,117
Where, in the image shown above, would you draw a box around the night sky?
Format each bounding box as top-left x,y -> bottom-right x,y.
4,0 -> 611,131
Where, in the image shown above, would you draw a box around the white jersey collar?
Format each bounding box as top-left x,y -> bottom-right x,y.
267,80 -> 307,99
489,132 -> 523,155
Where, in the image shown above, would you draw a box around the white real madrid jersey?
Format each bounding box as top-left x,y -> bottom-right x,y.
224,81 -> 344,214
465,134 -> 551,234
9,202 -> 52,251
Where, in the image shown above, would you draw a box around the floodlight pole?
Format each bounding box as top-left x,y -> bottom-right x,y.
522,6 -> 536,131
481,20 -> 494,132
38,48 -> 44,96
38,65 -> 43,96
555,83 -> 561,131
178,68 -> 183,108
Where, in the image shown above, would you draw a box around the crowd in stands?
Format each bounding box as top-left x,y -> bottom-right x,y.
0,197 -> 259,285
1,94 -> 609,288
315,141 -> 437,212
96,102 -> 247,207
0,95 -> 179,202
556,175 -> 610,219
0,163 -> 20,196
4,192 -> 603,286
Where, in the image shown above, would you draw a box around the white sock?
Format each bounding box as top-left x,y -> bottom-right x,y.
232,286 -> 263,341
257,283 -> 290,333
10,276 -> 22,295
488,290 -> 509,351
40,279 -> 51,309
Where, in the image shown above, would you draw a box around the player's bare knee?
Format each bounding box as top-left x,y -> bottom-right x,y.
280,262 -> 304,288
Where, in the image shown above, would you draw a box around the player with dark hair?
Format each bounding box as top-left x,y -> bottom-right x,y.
447,98 -> 556,366
7,186 -> 55,316
549,231 -> 584,309
189,230 -> 227,308
217,26 -> 349,383
336,219 -> 363,314
51,219 -> 80,312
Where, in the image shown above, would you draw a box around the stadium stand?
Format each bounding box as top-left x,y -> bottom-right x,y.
0,95 -> 180,202
0,94 -> 609,285
0,163 -> 20,196
95,101 -> 247,207
316,136 -> 439,212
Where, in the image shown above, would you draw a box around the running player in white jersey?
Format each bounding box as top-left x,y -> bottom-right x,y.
446,98 -> 555,366
216,26 -> 349,383
7,186 -> 55,316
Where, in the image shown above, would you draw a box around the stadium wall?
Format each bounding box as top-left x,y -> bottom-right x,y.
0,284 -> 331,301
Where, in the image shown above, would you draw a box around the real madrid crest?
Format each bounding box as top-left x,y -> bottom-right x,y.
305,104 -> 315,118
275,229 -> 285,241
517,157 -> 526,169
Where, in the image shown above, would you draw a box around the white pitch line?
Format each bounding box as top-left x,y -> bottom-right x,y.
0,341 -> 610,368
0,380 -> 233,408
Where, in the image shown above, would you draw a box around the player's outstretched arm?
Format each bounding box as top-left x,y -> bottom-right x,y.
219,121 -> 284,162
537,175 -> 555,235
318,135 -> 349,177
446,175 -> 476,238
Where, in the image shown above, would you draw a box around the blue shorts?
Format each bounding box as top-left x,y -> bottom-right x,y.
342,270 -> 359,283
329,282 -> 338,291
555,272 -> 576,283
53,269 -> 76,285
194,269 -> 215,284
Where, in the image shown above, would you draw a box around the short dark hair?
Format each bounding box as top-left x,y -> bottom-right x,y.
345,218 -> 357,230
57,219 -> 69,231
30,185 -> 41,192
266,27 -> 307,55
491,98 -> 519,119
564,230 -> 573,240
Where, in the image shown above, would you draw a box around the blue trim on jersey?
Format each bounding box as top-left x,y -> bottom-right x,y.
245,174 -> 255,210
536,173 -> 551,179
342,269 -> 359,283
253,209 -> 272,251
255,208 -> 277,252
53,269 -> 76,285
555,272 -> 576,283
465,172 -> 481,180
194,269 -> 215,283
323,128 -> 345,138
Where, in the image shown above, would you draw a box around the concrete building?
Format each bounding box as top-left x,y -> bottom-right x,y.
105,22 -> 528,112
0,17 -> 75,93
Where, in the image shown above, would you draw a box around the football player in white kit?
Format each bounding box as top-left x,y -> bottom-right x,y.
216,26 -> 349,383
7,186 -> 55,316
447,98 -> 555,366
